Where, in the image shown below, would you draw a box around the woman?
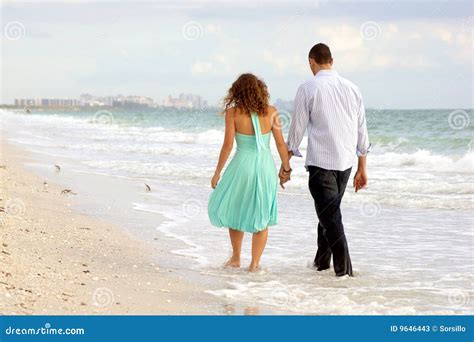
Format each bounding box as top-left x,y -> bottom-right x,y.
208,73 -> 291,272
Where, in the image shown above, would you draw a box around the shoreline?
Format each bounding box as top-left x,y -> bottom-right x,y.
0,139 -> 220,314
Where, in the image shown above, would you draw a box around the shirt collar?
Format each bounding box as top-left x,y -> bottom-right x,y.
315,69 -> 338,78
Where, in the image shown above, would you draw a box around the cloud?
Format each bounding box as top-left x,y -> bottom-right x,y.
254,18 -> 472,72
192,61 -> 213,74
260,49 -> 307,74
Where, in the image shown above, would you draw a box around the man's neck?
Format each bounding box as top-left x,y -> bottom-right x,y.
313,64 -> 332,75
314,67 -> 332,76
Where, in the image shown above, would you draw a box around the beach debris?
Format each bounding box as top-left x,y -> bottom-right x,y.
145,183 -> 151,192
43,181 -> 48,191
60,189 -> 77,196
78,227 -> 91,230
54,165 -> 61,172
0,165 -> 6,169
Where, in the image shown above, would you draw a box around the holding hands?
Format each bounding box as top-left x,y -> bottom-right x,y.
214,167 -> 292,190
279,165 -> 292,189
279,150 -> 293,189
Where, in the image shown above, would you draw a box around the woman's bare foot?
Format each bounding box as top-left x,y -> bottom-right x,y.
248,264 -> 260,272
225,257 -> 241,268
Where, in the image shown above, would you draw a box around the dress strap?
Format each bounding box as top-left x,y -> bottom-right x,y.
251,112 -> 264,152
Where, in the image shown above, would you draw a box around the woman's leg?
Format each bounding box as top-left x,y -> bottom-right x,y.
226,228 -> 244,267
249,228 -> 268,272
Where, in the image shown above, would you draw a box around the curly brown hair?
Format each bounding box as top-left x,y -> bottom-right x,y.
222,73 -> 270,116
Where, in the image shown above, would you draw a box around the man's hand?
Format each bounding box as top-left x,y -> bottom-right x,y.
353,169 -> 368,192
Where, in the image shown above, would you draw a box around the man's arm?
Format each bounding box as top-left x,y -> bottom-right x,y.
279,84 -> 311,184
286,84 -> 311,159
354,91 -> 370,192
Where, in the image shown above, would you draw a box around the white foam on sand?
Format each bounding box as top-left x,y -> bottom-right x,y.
129,181 -> 474,315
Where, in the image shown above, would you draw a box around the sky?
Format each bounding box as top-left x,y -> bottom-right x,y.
1,0 -> 473,108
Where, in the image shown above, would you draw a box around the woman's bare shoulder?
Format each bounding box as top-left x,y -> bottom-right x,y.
225,107 -> 237,118
267,105 -> 278,115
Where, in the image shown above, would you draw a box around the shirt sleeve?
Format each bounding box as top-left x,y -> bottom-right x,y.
286,84 -> 310,157
356,92 -> 371,156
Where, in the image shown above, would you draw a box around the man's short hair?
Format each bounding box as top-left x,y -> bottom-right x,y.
308,43 -> 333,64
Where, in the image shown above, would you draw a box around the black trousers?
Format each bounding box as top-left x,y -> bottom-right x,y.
308,165 -> 353,277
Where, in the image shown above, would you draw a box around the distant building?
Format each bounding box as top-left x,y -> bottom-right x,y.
118,95 -> 154,107
273,98 -> 294,112
15,98 -> 78,107
79,93 -> 95,106
79,93 -> 110,107
41,98 -> 80,107
14,98 -> 41,107
79,94 -> 155,107
163,93 -> 207,109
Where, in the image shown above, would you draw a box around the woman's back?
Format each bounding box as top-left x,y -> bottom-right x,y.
231,106 -> 276,136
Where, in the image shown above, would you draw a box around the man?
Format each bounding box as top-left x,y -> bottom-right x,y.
280,43 -> 370,277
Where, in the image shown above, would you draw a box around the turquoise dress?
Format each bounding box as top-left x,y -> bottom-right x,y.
208,113 -> 278,233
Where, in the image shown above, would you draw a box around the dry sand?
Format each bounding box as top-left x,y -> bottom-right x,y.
0,140 -> 217,314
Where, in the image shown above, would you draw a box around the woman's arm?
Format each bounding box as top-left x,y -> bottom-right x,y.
270,107 -> 290,171
211,109 -> 235,188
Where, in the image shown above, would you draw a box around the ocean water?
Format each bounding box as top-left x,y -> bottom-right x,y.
1,108 -> 473,314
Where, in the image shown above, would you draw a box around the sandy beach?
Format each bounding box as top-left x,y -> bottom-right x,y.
0,139 -> 215,315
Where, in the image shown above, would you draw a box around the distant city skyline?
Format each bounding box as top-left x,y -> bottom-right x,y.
1,1 -> 473,109
12,92 -> 210,109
